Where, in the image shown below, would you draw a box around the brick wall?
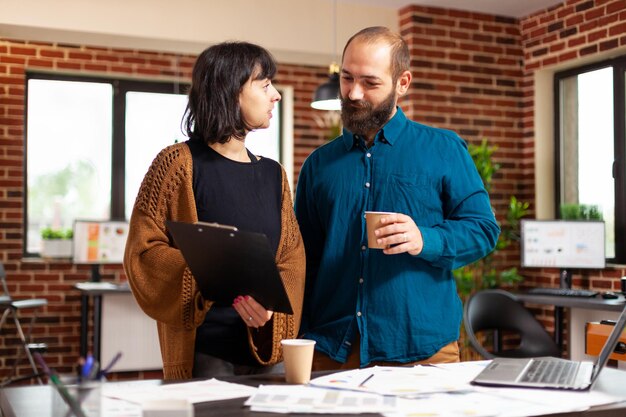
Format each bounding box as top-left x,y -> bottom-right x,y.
0,38 -> 330,382
398,6 -> 525,271
517,0 -> 626,332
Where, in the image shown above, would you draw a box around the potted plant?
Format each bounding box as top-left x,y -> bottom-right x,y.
560,203 -> 603,220
40,227 -> 73,259
453,139 -> 529,360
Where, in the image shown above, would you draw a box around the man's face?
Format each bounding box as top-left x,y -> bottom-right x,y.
340,40 -> 398,136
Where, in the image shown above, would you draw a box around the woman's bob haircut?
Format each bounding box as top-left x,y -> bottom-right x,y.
183,41 -> 277,145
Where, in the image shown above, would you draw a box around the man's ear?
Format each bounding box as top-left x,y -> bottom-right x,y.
396,70 -> 412,96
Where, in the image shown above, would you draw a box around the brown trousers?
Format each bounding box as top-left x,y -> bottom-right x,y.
312,339 -> 460,371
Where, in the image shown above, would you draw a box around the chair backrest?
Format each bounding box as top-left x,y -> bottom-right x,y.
0,261 -> 12,303
464,289 -> 561,359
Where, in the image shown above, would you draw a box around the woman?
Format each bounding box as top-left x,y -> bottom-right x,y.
123,42 -> 305,379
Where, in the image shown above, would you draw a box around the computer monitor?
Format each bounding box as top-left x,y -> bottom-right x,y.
72,220 -> 129,265
520,220 -> 605,287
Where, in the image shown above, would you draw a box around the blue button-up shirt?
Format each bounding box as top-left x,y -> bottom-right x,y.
294,108 -> 499,366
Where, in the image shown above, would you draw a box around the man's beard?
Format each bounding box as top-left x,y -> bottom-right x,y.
341,90 -> 396,136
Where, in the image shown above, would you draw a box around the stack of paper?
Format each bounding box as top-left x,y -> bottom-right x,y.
244,384 -> 397,414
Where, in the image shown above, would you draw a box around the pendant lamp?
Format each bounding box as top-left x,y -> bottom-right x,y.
311,63 -> 340,110
311,0 -> 341,111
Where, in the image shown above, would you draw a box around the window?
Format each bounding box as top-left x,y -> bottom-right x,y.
555,57 -> 626,263
25,73 -> 288,257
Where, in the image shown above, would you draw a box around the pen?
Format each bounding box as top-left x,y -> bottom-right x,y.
97,351 -> 122,379
81,353 -> 94,380
34,352 -> 87,417
358,373 -> 375,387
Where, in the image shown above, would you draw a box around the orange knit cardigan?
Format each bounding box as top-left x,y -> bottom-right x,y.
123,142 -> 305,379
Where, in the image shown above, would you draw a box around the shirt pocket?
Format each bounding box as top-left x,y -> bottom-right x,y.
379,173 -> 443,225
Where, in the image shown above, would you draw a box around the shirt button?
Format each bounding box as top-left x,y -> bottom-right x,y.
361,245 -> 367,251
359,278 -> 364,284
357,311 -> 362,317
366,153 -> 371,158
365,182 -> 370,188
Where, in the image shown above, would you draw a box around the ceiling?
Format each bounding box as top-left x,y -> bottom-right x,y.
340,0 -> 564,18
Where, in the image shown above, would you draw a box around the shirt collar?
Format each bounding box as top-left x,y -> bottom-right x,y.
341,106 -> 407,150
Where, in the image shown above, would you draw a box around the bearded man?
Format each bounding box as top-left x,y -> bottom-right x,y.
294,26 -> 500,370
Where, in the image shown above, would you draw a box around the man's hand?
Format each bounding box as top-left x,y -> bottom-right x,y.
375,212 -> 423,256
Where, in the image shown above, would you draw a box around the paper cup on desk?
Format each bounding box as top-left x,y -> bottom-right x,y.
281,339 -> 316,384
365,211 -> 396,249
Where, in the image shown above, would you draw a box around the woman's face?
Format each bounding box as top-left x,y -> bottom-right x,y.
239,74 -> 281,131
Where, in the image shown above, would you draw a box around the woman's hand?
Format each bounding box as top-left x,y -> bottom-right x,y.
233,295 -> 273,328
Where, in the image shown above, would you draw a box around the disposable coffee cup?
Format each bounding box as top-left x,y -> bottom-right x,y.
281,339 -> 316,384
365,211 -> 396,249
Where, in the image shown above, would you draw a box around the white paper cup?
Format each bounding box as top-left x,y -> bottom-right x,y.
365,211 -> 396,249
281,339 -> 316,384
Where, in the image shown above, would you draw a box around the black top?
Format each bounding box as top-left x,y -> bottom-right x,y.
186,138 -> 282,366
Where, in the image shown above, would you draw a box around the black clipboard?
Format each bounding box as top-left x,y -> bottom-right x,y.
166,220 -> 293,314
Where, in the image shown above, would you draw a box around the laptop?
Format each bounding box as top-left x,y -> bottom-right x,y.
471,302 -> 626,390
166,220 -> 293,314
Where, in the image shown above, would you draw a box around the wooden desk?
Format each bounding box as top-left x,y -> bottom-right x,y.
586,321 -> 626,360
515,292 -> 626,354
2,368 -> 626,417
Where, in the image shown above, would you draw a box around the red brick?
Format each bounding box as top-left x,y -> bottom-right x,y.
580,20 -> 600,32
606,0 -> 626,14
550,42 -> 566,52
568,35 -> 587,47
84,63 -> 107,72
9,46 -> 36,56
68,51 -> 92,60
542,56 -> 559,66
0,56 -> 25,65
584,7 -> 605,20
27,58 -> 54,68
588,28 -> 608,42
56,62 -> 82,70
122,56 -> 147,64
40,49 -> 64,58
609,21 -> 626,36
9,66 -> 24,75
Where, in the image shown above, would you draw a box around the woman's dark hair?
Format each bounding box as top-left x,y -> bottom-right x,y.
183,41 -> 277,145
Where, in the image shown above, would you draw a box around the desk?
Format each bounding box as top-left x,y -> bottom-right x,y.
515,292 -> 625,355
74,282 -> 130,361
2,367 -> 626,417
74,283 -> 161,371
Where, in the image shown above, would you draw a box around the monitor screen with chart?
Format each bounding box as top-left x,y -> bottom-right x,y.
72,220 -> 129,264
520,220 -> 605,269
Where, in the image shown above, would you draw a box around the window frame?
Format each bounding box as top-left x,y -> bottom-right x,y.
554,56 -> 626,264
23,72 -> 190,257
24,72 -> 290,259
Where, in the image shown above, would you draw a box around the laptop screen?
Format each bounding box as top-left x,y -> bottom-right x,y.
590,304 -> 626,383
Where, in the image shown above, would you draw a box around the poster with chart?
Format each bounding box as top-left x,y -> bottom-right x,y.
521,220 -> 605,269
72,220 -> 129,264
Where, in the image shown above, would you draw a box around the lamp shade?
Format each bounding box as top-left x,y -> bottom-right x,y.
311,72 -> 341,111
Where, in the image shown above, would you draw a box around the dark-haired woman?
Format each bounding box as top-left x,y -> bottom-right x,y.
124,42 -> 305,380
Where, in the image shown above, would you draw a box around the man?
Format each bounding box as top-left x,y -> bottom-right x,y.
294,26 -> 500,370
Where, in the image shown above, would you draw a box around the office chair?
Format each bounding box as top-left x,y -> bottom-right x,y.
463,289 -> 561,359
0,262 -> 48,386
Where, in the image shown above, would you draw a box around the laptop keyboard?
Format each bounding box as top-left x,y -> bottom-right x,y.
521,360 -> 578,385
